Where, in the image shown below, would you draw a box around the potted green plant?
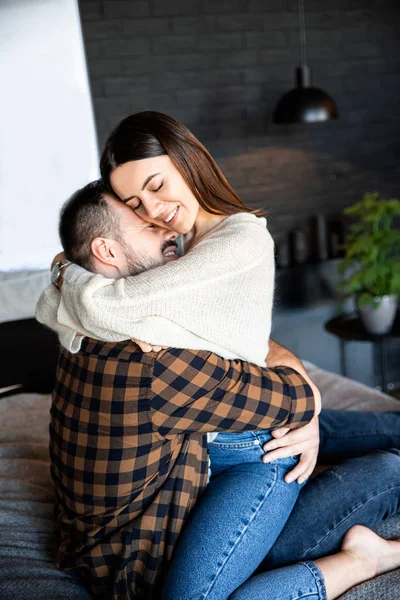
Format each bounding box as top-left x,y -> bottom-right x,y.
338,192 -> 400,335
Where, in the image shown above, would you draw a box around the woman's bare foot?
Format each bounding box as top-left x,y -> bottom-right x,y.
341,524 -> 400,581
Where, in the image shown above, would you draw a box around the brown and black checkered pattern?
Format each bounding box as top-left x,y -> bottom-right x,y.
50,339 -> 314,600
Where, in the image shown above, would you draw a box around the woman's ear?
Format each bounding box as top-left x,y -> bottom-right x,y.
90,237 -> 118,266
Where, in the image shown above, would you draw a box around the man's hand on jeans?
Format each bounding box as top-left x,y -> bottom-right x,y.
262,415 -> 320,485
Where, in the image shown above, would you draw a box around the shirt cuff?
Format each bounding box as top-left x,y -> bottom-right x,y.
273,366 -> 315,426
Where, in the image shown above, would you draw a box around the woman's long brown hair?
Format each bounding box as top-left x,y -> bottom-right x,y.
100,111 -> 265,216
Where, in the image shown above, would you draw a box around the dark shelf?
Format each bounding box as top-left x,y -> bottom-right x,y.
325,312 -> 400,342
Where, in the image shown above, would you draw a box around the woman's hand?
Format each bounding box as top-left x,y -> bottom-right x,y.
262,415 -> 320,485
132,339 -> 167,353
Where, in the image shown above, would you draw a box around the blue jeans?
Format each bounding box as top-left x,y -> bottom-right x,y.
162,410 -> 400,600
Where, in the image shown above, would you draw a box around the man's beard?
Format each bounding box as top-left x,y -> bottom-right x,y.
120,240 -> 163,276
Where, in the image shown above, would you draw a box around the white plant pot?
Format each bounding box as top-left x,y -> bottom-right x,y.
358,294 -> 398,335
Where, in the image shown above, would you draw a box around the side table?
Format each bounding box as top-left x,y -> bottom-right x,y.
324,312 -> 400,394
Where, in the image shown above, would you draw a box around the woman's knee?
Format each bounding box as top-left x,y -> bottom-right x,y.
338,447 -> 400,482
368,448 -> 400,475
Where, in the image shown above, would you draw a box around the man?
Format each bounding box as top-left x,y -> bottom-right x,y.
58,178 -> 181,276
36,181 -> 316,599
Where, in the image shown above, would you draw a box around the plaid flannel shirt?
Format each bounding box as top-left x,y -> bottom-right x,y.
50,339 -> 314,600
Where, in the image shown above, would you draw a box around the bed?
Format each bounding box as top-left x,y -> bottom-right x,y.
0,315 -> 399,599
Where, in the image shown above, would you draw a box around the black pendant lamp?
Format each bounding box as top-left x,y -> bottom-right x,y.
273,0 -> 338,124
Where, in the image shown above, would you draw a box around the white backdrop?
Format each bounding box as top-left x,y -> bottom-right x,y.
0,0 -> 99,270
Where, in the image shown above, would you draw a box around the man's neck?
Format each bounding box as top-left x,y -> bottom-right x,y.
92,261 -> 121,279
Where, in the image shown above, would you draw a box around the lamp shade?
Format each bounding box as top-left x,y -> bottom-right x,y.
273,65 -> 338,124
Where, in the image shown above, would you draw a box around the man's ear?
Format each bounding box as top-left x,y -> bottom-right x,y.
90,237 -> 118,266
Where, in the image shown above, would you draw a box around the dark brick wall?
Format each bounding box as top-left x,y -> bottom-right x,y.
79,0 -> 400,241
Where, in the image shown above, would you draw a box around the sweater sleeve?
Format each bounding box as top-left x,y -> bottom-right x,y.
35,284 -> 85,352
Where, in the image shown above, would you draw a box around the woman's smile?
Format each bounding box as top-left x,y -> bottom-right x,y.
162,205 -> 179,225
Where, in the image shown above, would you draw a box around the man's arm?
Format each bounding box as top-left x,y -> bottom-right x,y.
263,339 -> 321,486
149,348 -> 315,437
267,340 -> 321,414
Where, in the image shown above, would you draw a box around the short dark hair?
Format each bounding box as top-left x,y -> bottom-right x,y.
59,180 -> 121,271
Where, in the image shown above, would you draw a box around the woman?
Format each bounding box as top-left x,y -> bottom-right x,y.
43,111 -> 400,599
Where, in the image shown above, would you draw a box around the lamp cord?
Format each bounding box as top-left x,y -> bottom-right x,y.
298,0 -> 307,66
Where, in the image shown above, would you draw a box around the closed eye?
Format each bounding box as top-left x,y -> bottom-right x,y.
126,181 -> 163,211
127,198 -> 141,211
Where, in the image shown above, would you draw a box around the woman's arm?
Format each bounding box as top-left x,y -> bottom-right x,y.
36,284 -> 85,353
37,216 -> 275,364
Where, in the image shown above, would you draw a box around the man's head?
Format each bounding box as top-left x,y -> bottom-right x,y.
59,180 -> 179,278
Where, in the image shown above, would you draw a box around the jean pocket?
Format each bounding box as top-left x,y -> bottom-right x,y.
210,430 -> 270,449
209,438 -> 262,449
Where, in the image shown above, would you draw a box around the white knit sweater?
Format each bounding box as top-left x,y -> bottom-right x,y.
36,213 -> 275,368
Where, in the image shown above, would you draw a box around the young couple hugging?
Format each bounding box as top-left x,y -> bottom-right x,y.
37,111 -> 400,600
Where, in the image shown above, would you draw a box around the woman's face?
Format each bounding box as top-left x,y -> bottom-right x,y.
110,155 -> 200,235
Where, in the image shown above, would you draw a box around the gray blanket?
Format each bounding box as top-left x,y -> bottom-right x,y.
0,364 -> 399,599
